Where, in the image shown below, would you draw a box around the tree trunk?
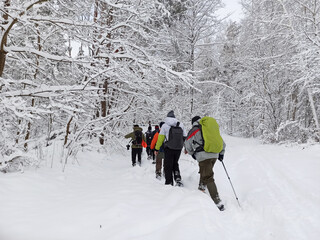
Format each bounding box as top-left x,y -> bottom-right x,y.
64,116 -> 74,146
190,44 -> 195,114
24,25 -> 41,150
0,0 -> 48,77
307,88 -> 319,131
24,98 -> 35,150
46,113 -> 53,147
98,3 -> 113,145
0,0 -> 10,77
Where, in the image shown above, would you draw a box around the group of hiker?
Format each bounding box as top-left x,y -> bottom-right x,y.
124,110 -> 226,211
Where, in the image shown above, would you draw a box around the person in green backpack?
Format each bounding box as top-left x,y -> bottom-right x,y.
184,116 -> 226,211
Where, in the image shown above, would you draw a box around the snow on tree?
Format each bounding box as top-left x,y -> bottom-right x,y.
0,0 -> 195,165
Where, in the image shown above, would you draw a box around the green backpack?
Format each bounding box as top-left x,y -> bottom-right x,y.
199,116 -> 223,153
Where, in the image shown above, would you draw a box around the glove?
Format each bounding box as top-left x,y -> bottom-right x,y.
218,154 -> 224,162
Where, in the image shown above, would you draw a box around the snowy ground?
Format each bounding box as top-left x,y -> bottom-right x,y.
0,135 -> 319,240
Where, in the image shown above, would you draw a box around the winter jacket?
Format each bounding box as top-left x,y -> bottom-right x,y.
155,117 -> 187,151
145,130 -> 153,145
184,120 -> 226,162
150,131 -> 164,152
125,126 -> 147,149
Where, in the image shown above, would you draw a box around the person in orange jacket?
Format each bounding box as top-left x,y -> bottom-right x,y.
150,122 -> 164,178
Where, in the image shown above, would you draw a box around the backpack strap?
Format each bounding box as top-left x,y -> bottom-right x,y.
192,125 -> 204,153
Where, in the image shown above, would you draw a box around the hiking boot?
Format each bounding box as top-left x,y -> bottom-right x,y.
216,201 -> 225,211
152,160 -> 156,164
132,163 -> 136,167
198,183 -> 206,192
156,173 -> 161,180
138,161 -> 141,166
176,182 -> 183,187
175,179 -> 183,187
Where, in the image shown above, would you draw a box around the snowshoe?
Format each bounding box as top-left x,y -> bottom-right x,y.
216,202 -> 225,211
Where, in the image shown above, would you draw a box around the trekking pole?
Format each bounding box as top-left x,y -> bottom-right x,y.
221,160 -> 241,208
126,139 -> 132,150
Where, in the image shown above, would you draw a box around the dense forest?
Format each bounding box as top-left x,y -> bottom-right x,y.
0,0 -> 319,161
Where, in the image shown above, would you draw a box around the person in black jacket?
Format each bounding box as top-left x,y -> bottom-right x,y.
145,126 -> 153,160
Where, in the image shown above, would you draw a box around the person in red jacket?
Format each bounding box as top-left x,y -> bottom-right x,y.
150,122 -> 164,179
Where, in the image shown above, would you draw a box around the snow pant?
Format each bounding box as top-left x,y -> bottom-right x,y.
155,151 -> 165,175
151,149 -> 155,161
199,158 -> 221,204
163,148 -> 182,185
131,148 -> 142,165
146,146 -> 151,157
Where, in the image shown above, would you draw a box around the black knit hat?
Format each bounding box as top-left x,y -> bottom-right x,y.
167,110 -> 175,118
191,116 -> 201,124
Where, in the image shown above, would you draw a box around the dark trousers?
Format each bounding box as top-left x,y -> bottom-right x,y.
199,158 -> 221,204
146,146 -> 151,156
151,149 -> 155,160
132,148 -> 142,165
163,148 -> 182,185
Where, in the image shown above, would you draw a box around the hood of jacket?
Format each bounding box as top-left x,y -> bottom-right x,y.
133,126 -> 143,132
192,119 -> 200,126
164,117 -> 178,127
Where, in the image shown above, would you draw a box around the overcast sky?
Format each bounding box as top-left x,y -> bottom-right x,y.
218,0 -> 244,22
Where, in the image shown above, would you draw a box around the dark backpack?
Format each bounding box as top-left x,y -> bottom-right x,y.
132,130 -> 142,145
146,131 -> 153,145
165,122 -> 184,150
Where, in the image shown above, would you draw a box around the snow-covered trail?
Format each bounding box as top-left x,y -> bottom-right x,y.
220,136 -> 320,240
0,135 -> 319,240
